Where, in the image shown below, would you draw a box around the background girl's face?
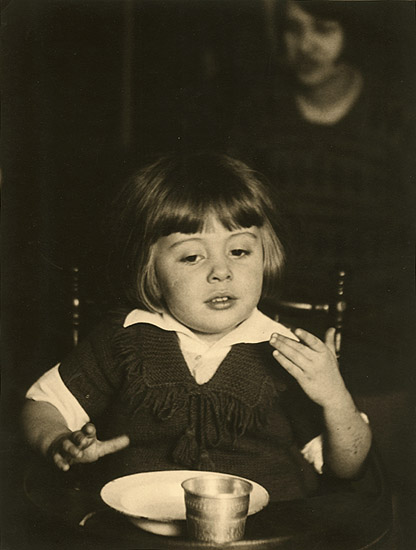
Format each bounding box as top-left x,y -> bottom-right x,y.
154,216 -> 264,343
284,1 -> 345,87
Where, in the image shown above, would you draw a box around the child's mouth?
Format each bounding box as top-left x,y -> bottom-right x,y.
206,296 -> 235,309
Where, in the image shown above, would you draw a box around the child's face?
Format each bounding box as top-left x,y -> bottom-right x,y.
154,216 -> 264,343
284,0 -> 345,87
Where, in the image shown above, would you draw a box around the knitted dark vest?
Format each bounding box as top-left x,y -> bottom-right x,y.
61,315 -> 320,500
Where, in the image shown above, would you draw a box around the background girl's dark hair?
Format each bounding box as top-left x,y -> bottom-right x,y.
274,0 -> 362,73
288,1 -> 356,26
107,152 -> 286,311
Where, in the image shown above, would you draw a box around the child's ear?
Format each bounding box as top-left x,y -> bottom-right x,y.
153,276 -> 162,299
141,261 -> 163,310
149,266 -> 163,301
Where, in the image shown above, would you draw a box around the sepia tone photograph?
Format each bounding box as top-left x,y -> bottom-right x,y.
2,1 -> 415,549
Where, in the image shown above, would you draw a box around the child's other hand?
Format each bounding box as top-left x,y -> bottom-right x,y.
270,327 -> 349,408
48,422 -> 130,472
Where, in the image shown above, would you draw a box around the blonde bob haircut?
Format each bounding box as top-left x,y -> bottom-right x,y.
109,152 -> 285,312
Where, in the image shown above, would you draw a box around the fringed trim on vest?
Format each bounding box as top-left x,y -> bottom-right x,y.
112,320 -> 278,469
112,323 -> 188,420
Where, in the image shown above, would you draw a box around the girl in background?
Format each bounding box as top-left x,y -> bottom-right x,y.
230,1 -> 414,391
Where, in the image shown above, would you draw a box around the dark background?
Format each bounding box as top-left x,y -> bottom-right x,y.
1,1 -> 415,548
2,0 -> 415,397
2,0 -> 274,394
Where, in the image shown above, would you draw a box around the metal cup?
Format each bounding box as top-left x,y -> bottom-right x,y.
181,475 -> 253,544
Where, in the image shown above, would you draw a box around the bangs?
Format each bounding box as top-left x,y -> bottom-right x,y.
299,1 -> 353,25
147,156 -> 268,239
152,195 -> 265,238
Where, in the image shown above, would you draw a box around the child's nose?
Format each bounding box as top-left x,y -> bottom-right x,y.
207,258 -> 232,283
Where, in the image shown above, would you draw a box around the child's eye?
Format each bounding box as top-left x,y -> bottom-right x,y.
230,249 -> 250,258
180,255 -> 201,264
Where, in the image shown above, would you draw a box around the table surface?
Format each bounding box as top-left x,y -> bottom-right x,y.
23,460 -> 392,550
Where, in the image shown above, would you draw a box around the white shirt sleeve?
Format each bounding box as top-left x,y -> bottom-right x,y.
301,412 -> 370,474
26,364 -> 90,431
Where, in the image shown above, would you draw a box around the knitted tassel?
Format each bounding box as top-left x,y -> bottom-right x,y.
196,450 -> 215,471
172,427 -> 199,467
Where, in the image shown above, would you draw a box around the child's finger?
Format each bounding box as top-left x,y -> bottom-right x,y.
52,451 -> 71,472
270,334 -> 309,368
294,328 -> 326,352
272,350 -> 303,380
71,429 -> 95,450
324,327 -> 337,355
70,423 -> 98,450
71,430 -> 87,446
61,438 -> 82,458
98,435 -> 130,458
81,422 -> 97,438
270,333 -> 311,361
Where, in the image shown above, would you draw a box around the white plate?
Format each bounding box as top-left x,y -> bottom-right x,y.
101,470 -> 269,536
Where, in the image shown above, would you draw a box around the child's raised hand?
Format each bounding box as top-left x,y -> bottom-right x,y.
48,422 -> 130,472
270,327 -> 349,408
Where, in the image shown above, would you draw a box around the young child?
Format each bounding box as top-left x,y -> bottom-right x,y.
22,153 -> 371,502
